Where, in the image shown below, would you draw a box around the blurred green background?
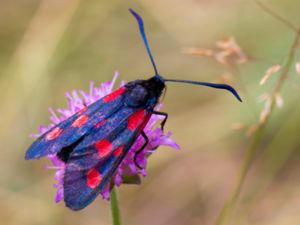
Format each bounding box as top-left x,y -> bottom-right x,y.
1,0 -> 300,225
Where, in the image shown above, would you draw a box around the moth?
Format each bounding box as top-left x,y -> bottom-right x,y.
25,9 -> 241,210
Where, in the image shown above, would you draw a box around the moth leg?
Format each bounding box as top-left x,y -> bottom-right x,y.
152,111 -> 168,131
134,131 -> 149,169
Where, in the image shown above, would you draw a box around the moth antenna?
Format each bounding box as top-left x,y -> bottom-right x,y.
164,79 -> 242,102
129,9 -> 159,75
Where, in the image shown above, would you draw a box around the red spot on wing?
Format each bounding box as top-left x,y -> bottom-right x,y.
95,139 -> 113,157
78,106 -> 87,114
137,113 -> 152,133
95,119 -> 106,129
103,87 -> 125,102
72,115 -> 89,128
87,169 -> 102,189
46,127 -> 62,140
128,110 -> 146,131
113,146 -> 124,157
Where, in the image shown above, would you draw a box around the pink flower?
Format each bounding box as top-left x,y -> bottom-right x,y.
34,71 -> 179,202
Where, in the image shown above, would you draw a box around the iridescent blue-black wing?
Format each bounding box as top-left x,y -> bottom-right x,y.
63,106 -> 151,210
25,87 -> 126,160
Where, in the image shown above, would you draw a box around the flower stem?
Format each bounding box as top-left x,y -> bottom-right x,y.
110,188 -> 122,225
215,28 -> 300,225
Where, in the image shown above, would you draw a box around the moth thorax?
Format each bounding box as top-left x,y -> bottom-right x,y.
125,84 -> 150,107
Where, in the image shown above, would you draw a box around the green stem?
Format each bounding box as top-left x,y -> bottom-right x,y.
110,188 -> 122,225
215,28 -> 300,225
215,126 -> 266,225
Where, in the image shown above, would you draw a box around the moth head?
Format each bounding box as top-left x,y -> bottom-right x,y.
124,77 -> 165,108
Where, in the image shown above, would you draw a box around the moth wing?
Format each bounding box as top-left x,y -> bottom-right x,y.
25,87 -> 126,160
63,107 -> 151,210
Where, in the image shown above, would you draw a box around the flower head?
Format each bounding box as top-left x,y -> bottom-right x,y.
34,71 -> 179,202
